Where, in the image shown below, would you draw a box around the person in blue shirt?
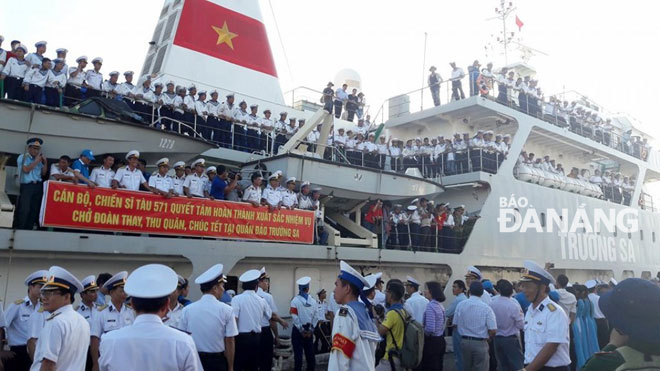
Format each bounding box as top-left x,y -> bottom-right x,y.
210,165 -> 228,200
16,137 -> 47,229
71,149 -> 96,188
446,279 -> 468,371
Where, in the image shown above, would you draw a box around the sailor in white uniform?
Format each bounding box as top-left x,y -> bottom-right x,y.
291,276 -> 318,371
257,267 -> 289,371
183,158 -> 209,198
99,264 -> 203,371
112,150 -> 151,191
242,172 -> 263,207
90,271 -> 135,370
404,276 -> 430,324
149,157 -> 175,197
172,161 -> 187,196
180,263 -> 237,371
520,260 -> 571,370
466,266 -> 491,304
30,266 -> 90,371
102,71 -> 120,96
162,274 -> 186,330
261,173 -> 283,209
328,261 -> 380,371
115,70 -> 135,98
84,57 -> 104,95
281,177 -> 299,209
3,270 -> 48,370
76,275 -> 100,326
89,153 -> 115,188
25,41 -> 47,67
231,269 -> 272,371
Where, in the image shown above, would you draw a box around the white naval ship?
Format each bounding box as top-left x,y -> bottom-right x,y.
1,0 -> 660,332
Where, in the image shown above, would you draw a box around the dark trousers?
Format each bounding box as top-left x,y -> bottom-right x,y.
274,134 -> 287,155
25,84 -> 44,104
409,223 -> 421,250
246,128 -> 260,152
235,332 -> 260,371
233,125 -> 247,151
218,119 -> 232,147
347,109 -> 356,122
397,224 -> 409,248
525,366 -> 569,371
452,80 -> 465,101
64,84 -> 83,106
417,335 -> 445,371
314,321 -> 332,353
494,335 -> 523,371
4,76 -> 24,100
182,111 -> 195,136
7,345 -> 31,371
44,87 -> 61,107
595,318 -> 610,349
199,352 -> 228,371
431,87 -> 441,106
470,149 -> 483,172
259,326 -> 274,371
291,326 -> 315,371
17,182 -> 43,230
323,99 -> 333,113
159,106 -> 174,130
333,100 -> 343,118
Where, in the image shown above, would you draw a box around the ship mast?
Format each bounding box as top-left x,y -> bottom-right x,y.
493,0 -> 516,65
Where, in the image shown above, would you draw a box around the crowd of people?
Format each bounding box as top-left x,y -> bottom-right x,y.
427,60 -> 653,161
3,260 -> 660,371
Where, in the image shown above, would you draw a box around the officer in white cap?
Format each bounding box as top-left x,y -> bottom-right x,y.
149,157 -> 175,197
62,55 -> 87,104
281,177 -> 299,209
242,172 -> 263,207
115,70 -> 135,99
3,270 -> 48,370
231,269 -> 272,371
171,161 -> 187,196
404,275 -> 429,324
25,41 -> 47,67
111,150 -> 151,191
179,264 -> 237,370
519,260 -> 570,370
184,158 -> 209,198
30,266 -> 89,371
76,275 -> 100,326
290,276 -> 318,371
84,57 -> 104,96
90,271 -> 135,370
371,273 -> 386,307
328,261 -> 380,371
256,267 -> 289,371
586,279 -> 608,347
465,266 -> 490,304
99,264 -> 202,371
261,173 -> 283,210
161,274 -> 186,330
102,71 -> 120,97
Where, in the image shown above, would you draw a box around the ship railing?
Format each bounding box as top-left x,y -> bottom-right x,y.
283,86 -> 372,120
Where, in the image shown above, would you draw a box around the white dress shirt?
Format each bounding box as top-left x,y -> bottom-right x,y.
231,290 -> 272,334
257,287 -> 278,327
405,292 -> 430,324
99,314 -> 202,371
90,166 -> 115,188
4,296 -> 39,346
523,296 -> 571,367
113,166 -> 146,191
180,294 -> 238,353
84,70 -> 103,90
91,302 -> 135,339
149,173 -> 174,193
183,173 -> 208,197
30,304 -> 90,371
261,185 -> 282,207
162,302 -> 185,330
587,293 -> 605,319
290,295 -> 318,331
76,302 -> 97,327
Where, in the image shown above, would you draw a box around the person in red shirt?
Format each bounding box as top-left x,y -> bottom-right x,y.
364,199 -> 384,233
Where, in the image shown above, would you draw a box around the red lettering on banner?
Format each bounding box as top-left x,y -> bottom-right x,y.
331,333 -> 356,359
39,182 -> 314,244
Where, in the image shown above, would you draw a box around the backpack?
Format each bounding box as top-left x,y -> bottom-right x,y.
388,309 -> 424,369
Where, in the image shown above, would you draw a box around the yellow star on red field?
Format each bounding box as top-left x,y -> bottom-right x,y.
212,21 -> 238,50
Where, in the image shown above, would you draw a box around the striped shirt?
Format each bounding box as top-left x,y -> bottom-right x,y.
423,299 -> 446,336
454,296 -> 497,339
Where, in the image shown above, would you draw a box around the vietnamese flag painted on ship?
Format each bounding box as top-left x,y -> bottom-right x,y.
173,0 -> 278,77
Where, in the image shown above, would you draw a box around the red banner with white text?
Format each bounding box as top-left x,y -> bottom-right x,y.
39,181 -> 314,243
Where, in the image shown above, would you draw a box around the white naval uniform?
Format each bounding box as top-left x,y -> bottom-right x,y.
4,297 -> 39,346
102,81 -> 119,94
113,166 -> 146,191
76,302 -> 97,327
28,306 -> 47,341
49,164 -> 75,181
298,194 -> 314,210
162,302 -> 185,330
30,304 -> 90,371
1,58 -> 29,78
290,295 -> 318,331
67,68 -> 85,86
328,303 -> 380,371
183,173 -> 208,197
180,294 -> 239,353
23,68 -> 50,88
281,189 -> 298,208
257,287 -> 278,328
46,69 -> 67,89
172,175 -> 186,195
261,185 -> 282,208
523,296 -> 571,367
115,82 -> 135,97
91,302 -> 135,339
405,291 -> 429,324
84,70 -> 103,90
373,290 -> 386,307
90,166 -> 116,188
25,53 -> 44,67
133,86 -> 155,103
99,314 -> 202,371
148,173 -> 174,193
231,290 -> 272,334
242,184 -> 262,204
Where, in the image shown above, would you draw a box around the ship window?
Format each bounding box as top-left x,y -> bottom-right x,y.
640,230 -> 643,241
653,231 -> 656,243
540,213 -> 545,227
152,46 -> 168,76
160,4 -> 169,18
162,13 -> 178,43
642,271 -> 652,280
152,21 -> 164,45
142,53 -> 154,76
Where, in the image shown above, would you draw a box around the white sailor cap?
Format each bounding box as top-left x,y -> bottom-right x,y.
25,270 -> 49,286
188,84 -> 196,90
311,187 -> 322,193
477,130 -> 484,133
16,44 -> 28,53
338,261 -> 368,290
457,204 -> 465,209
364,274 -> 379,291
239,269 -> 261,283
259,267 -> 269,279
76,55 -> 88,63
297,276 -> 311,286
92,57 -> 103,64
177,275 -> 186,288
210,90 -> 218,96
198,90 -> 207,96
466,266 -> 482,280
406,276 -> 420,287
485,130 -> 494,135
411,198 -> 419,204
268,173 -> 278,180
275,170 -> 283,177
35,40 -> 47,47
206,166 -> 217,174
173,161 -> 186,169
280,111 -> 288,116
520,260 -> 555,285
166,80 -> 175,86
52,58 -> 64,65
109,71 -> 119,77
609,278 -> 618,286
156,157 -> 169,167
195,264 -> 226,285
80,275 -> 99,292
286,177 -> 296,183
407,205 -> 417,211
504,134 -> 511,138
125,264 -> 178,299
42,266 -> 84,294
301,181 -> 310,188
103,271 -> 128,291
585,279 -> 598,289
125,150 -> 139,160
250,104 -> 258,109
154,82 -> 163,88
191,158 -> 205,167
226,92 -> 234,97
454,133 -> 461,137
495,134 -> 502,138
56,48 -> 67,54
124,71 -> 134,76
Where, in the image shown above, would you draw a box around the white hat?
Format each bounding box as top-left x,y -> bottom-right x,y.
56,48 -> 68,54
466,266 -> 482,280
297,276 -> 311,286
125,150 -> 139,160
195,264 -> 226,285
210,90 -> 218,95
407,205 -> 417,211
103,271 -> 128,291
286,177 -> 296,183
25,270 -> 49,286
364,275 -> 379,291
42,266 -> 84,294
198,90 -> 207,95
239,269 -> 261,283
609,278 -> 618,286
16,44 -> 28,53
406,276 -> 420,287
34,41 -> 47,47
521,260 -> 555,285
259,267 -> 269,279
76,55 -> 88,63
275,170 -> 283,176
206,166 -> 217,174
156,157 -> 169,167
109,71 -> 119,76
268,173 -> 278,180
124,71 -> 134,76
92,57 -> 103,64
177,275 -> 186,287
173,161 -> 186,169
338,261 -> 369,290
411,198 -> 419,204
124,264 -> 178,299
81,275 -> 99,291
585,279 -> 598,289
191,158 -> 205,167
301,181 -> 310,188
